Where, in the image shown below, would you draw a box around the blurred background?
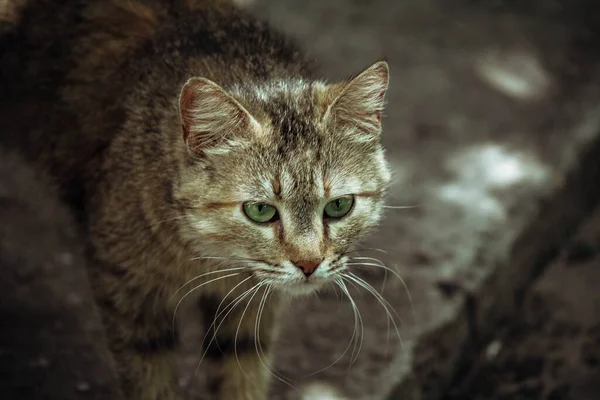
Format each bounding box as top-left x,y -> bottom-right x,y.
2,0 -> 600,399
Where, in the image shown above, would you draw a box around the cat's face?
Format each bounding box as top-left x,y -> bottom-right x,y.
176,61 -> 391,296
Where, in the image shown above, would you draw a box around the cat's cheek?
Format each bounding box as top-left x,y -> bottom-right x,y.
325,220 -> 354,248
326,204 -> 381,250
357,196 -> 386,226
374,149 -> 392,186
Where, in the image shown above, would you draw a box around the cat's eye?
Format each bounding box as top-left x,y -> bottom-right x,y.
243,202 -> 279,223
324,196 -> 354,219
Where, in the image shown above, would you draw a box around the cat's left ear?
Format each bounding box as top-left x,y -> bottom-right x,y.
179,77 -> 262,157
322,60 -> 389,138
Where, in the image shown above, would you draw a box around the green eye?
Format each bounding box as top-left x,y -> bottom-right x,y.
243,202 -> 278,223
324,196 -> 354,219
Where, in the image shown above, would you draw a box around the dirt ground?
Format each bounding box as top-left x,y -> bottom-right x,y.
2,1 -> 600,400
444,207 -> 600,400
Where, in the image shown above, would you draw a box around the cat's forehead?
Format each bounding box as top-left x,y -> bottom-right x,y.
236,147 -> 380,203
222,78 -> 388,200
233,79 -> 324,150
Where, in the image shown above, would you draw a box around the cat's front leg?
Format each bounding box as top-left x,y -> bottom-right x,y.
200,290 -> 282,400
93,274 -> 182,400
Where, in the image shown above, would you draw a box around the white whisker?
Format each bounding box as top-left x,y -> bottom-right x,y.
169,267 -> 247,302
347,256 -> 389,292
255,285 -> 296,388
339,278 -> 364,368
306,279 -> 358,377
234,282 -> 264,376
344,272 -> 404,351
171,272 -> 242,333
346,247 -> 389,256
193,282 -> 264,383
348,256 -> 386,264
210,275 -> 254,331
346,259 -> 415,321
199,283 -> 259,357
346,272 -> 405,325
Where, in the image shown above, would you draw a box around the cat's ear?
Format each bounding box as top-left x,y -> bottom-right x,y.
179,77 -> 262,156
322,61 -> 389,137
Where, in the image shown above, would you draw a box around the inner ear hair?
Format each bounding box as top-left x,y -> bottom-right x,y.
179,77 -> 262,156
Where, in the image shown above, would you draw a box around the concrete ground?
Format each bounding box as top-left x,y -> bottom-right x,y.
445,206 -> 600,400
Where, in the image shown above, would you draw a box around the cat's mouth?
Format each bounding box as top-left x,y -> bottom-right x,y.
251,258 -> 346,297
268,278 -> 327,297
246,255 -> 347,296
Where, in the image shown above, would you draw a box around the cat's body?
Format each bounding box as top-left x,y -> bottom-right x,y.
0,1 -> 391,399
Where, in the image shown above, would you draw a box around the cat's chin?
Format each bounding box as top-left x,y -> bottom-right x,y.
275,281 -> 325,297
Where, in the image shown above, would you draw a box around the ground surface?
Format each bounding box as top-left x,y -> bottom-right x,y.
2,1 -> 600,400
0,151 -> 123,400
445,206 -> 600,400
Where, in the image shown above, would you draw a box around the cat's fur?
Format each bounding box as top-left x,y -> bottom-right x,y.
0,0 -> 391,399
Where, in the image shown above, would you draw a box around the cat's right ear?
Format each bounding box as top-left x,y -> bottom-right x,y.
320,60 -> 389,140
179,77 -> 262,157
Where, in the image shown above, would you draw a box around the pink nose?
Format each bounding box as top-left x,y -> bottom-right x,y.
294,259 -> 322,276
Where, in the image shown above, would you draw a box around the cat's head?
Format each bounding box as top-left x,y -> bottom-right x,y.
175,61 -> 391,296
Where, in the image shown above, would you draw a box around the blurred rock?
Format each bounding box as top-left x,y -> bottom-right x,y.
0,149 -> 123,400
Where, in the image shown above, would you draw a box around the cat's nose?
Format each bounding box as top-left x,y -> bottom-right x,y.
293,259 -> 323,277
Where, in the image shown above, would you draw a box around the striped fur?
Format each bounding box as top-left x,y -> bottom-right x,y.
0,1 -> 391,399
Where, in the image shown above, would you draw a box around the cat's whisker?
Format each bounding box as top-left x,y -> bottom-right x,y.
254,286 -> 268,379
171,272 -> 242,333
192,289 -> 259,389
336,280 -> 360,368
381,264 -> 388,294
348,256 -> 386,264
169,266 -> 248,303
344,270 -> 405,326
382,205 -> 418,209
193,283 -> 267,388
255,285 -> 296,388
362,281 -> 394,349
344,270 -> 392,347
346,260 -> 416,321
343,272 -> 404,351
202,275 -> 255,349
196,281 -> 263,373
344,279 -> 364,368
347,255 -> 389,292
234,282 -> 265,377
211,275 -> 254,329
339,278 -> 365,368
326,281 -> 342,305
305,279 -> 357,377
344,247 -> 389,256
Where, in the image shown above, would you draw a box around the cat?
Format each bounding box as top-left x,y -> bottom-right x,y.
0,0 -> 27,34
0,0 -> 392,399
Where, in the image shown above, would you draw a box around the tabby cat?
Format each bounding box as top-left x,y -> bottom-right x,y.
0,0 -> 391,399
